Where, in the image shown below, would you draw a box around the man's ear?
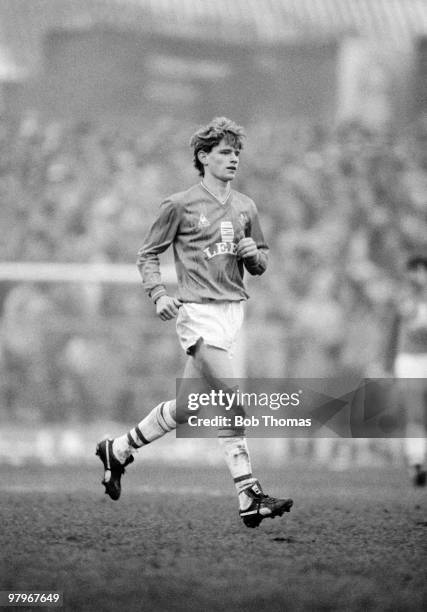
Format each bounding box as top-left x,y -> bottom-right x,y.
197,150 -> 208,167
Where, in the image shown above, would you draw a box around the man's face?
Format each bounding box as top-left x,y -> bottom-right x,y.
199,138 -> 241,182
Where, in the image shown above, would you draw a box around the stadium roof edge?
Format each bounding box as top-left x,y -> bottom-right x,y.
0,0 -> 426,78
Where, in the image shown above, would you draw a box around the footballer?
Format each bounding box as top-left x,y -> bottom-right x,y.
96,117 -> 293,527
384,254 -> 427,486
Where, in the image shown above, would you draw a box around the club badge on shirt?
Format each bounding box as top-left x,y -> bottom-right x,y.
238,212 -> 249,231
221,221 -> 234,243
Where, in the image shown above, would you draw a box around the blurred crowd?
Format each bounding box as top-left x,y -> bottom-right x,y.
0,111 -> 426,423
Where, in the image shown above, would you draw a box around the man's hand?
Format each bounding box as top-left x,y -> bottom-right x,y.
236,237 -> 258,259
156,295 -> 182,321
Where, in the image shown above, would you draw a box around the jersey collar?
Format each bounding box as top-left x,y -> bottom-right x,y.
200,181 -> 232,206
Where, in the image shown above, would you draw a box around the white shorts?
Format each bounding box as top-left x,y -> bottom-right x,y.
394,353 -> 427,378
176,301 -> 244,356
393,353 -> 427,426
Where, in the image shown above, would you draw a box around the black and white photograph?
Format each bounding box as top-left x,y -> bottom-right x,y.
0,1 -> 426,610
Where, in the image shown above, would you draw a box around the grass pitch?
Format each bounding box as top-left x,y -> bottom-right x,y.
0,463 -> 426,611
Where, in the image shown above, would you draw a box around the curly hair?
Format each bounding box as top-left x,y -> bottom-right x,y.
189,117 -> 246,177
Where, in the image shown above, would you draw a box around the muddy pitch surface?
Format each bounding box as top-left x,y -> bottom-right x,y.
1,464 -> 426,611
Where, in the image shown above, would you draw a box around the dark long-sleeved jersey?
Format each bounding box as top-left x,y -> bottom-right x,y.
137,183 -> 268,303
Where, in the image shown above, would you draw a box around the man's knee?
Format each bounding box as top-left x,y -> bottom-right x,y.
190,338 -> 230,379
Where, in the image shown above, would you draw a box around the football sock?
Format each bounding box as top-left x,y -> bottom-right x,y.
113,400 -> 177,463
218,436 -> 257,509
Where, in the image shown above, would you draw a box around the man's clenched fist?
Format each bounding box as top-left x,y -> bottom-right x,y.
156,295 -> 182,320
236,237 -> 258,259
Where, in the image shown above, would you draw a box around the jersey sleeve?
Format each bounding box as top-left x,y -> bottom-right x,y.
243,201 -> 269,276
380,299 -> 401,372
136,198 -> 182,302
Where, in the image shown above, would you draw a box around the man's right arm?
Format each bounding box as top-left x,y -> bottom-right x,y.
137,198 -> 181,304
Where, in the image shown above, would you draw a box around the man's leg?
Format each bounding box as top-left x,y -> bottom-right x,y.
183,340 -> 254,489
97,339 -> 293,524
187,340 -> 293,527
96,398 -> 178,500
395,355 -> 427,486
400,379 -> 427,486
96,356 -> 200,500
113,400 -> 177,461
